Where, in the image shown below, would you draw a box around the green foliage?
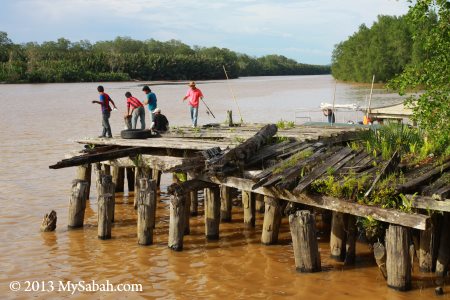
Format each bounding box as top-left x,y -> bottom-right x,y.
0,32 -> 330,83
388,0 -> 450,154
276,119 -> 295,130
360,123 -> 423,159
174,172 -> 187,182
357,216 -> 387,243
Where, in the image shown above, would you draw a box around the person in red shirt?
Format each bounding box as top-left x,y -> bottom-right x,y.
125,91 -> 145,129
182,81 -> 204,127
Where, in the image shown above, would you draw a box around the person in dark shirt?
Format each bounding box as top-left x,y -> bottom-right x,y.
92,85 -> 117,138
152,108 -> 169,133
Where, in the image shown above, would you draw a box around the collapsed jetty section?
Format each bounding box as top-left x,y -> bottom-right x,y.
50,123 -> 450,292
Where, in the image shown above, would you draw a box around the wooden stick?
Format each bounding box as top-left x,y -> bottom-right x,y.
98,193 -> 113,240
223,65 -> 243,123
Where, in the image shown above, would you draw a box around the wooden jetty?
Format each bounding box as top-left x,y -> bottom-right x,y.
50,122 -> 450,292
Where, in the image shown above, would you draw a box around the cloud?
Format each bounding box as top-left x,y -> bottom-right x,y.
0,0 -> 410,64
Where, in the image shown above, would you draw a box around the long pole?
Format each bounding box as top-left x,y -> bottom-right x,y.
201,98 -> 216,118
223,65 -> 244,123
366,74 -> 375,118
331,80 -> 337,126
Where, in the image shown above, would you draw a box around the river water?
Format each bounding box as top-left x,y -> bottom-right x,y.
0,75 -> 437,299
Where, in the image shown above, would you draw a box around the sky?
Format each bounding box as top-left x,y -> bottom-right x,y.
0,0 -> 410,65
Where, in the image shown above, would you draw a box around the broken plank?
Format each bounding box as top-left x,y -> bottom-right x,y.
397,161 -> 450,194
407,195 -> 450,212
202,175 -> 429,230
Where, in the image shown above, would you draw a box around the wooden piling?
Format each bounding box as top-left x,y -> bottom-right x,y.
242,190 -> 256,228
137,178 -> 157,245
152,169 -> 162,188
418,214 -> 439,272
289,210 -> 321,273
134,167 -> 150,209
220,185 -> 233,222
330,212 -> 347,261
184,192 -> 191,235
102,164 -> 111,176
168,189 -> 186,251
261,196 -> 282,245
436,213 -> 450,277
205,186 -> 221,240
100,175 -> 115,223
187,172 -> 198,216
374,242 -> 388,279
111,166 -> 125,193
98,193 -> 113,239
68,179 -> 89,229
76,164 -> 91,200
386,225 -> 411,291
255,193 -> 265,213
226,110 -> 234,127
126,167 -> 135,192
345,215 -> 357,265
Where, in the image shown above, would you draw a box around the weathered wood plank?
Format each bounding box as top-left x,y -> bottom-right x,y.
397,161 -> 450,193
203,175 -> 429,230
407,195 -> 450,212
364,151 -> 400,198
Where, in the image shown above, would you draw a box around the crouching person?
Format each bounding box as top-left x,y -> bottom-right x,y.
151,108 -> 169,133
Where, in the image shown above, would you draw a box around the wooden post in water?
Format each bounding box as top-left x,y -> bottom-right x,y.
137,178 -> 157,245
98,193 -> 113,240
126,167 -> 135,192
94,163 -> 104,200
111,166 -> 124,193
205,186 -> 221,240
261,196 -> 282,245
330,212 -> 347,261
68,179 -> 89,228
345,215 -> 357,265
100,175 -> 115,223
374,242 -> 388,279
184,192 -> 191,235
220,185 -> 232,222
242,190 -> 256,228
152,169 -> 162,188
102,164 -> 111,176
289,210 -> 321,273
134,167 -> 150,209
76,164 -> 91,200
386,225 -> 411,291
436,213 -> 450,277
255,193 -> 265,213
418,214 -> 439,272
187,172 -> 198,216
168,187 -> 186,251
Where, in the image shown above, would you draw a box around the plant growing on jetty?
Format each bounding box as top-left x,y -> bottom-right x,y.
276,119 -> 295,130
273,149 -> 313,174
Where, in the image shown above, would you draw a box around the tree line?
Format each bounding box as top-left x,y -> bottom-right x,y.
0,33 -> 330,83
331,12 -> 437,83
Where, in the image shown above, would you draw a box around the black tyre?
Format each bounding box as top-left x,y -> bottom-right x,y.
120,129 -> 153,139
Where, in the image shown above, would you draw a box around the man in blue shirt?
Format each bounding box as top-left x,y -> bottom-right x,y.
142,85 -> 157,122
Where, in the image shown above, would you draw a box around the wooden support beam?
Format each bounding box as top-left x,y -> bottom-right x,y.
168,186 -> 186,251
419,214 -> 439,272
137,179 -> 157,245
345,215 -> 357,265
436,213 -> 450,277
152,169 -> 162,187
76,164 -> 92,200
184,192 -> 191,235
407,194 -> 450,212
289,210 -> 321,273
111,166 -> 124,193
98,193 -> 113,240
261,197 -> 282,245
242,191 -> 256,228
220,185 -> 233,222
126,167 -> 135,192
386,225 -> 411,291
205,186 -> 221,240
99,175 -> 115,223
255,193 -> 265,213
330,212 -> 347,261
134,167 -> 150,209
373,242 -> 387,279
68,179 -> 88,229
203,176 -> 429,230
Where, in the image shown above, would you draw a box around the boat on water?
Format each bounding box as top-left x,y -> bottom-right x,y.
294,101 -> 413,126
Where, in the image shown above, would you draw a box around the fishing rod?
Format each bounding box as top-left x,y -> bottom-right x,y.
223,65 -> 244,123
201,98 -> 216,118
